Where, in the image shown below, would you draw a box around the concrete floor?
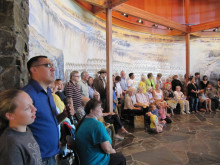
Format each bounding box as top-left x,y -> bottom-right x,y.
115,112 -> 220,165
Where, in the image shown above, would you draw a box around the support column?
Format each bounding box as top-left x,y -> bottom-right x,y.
0,0 -> 29,91
106,8 -> 113,113
186,33 -> 190,82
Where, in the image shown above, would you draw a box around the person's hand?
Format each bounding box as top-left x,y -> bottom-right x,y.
69,105 -> 74,116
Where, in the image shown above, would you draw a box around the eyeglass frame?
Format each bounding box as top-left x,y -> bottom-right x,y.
32,63 -> 54,68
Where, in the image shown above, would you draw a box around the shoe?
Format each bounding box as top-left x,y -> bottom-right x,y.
215,109 -> 220,112
114,134 -> 124,140
181,112 -> 186,115
186,111 -> 191,114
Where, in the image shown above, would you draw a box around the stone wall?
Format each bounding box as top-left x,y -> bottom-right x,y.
0,0 -> 29,91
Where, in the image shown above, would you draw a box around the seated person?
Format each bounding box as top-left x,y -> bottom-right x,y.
93,91 -> 129,140
157,102 -> 172,124
174,86 -> 190,114
0,89 -> 42,164
148,104 -> 166,126
205,84 -> 220,111
199,90 -> 212,112
75,99 -> 126,165
153,83 -> 167,110
124,88 -> 142,111
163,83 -> 178,115
136,86 -> 149,107
76,97 -> 90,121
146,111 -> 163,133
145,86 -> 155,103
55,79 -> 66,102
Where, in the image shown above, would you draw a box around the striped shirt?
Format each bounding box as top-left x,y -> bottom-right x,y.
64,81 -> 81,111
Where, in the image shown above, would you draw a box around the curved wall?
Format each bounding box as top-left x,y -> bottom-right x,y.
29,0 -> 220,84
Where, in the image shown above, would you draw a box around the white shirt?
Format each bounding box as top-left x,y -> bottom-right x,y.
127,79 -> 135,88
115,82 -> 123,98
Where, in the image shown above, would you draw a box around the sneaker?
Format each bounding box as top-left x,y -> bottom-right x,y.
114,134 -> 124,140
186,111 -> 191,114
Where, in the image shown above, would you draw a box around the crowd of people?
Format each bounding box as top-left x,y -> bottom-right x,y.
0,55 -> 220,165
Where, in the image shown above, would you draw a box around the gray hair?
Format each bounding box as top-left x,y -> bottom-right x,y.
81,71 -> 88,79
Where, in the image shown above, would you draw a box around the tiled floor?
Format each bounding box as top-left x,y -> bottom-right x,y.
115,112 -> 220,165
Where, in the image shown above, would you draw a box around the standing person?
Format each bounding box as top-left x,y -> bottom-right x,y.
171,75 -> 183,91
155,73 -> 163,89
0,89 -> 42,165
138,75 -> 147,94
120,70 -> 128,92
93,68 -> 107,108
188,77 -> 200,113
64,70 -> 82,114
75,99 -> 126,165
127,73 -> 136,88
78,71 -> 89,98
23,56 -> 73,165
115,76 -> 123,99
88,76 -> 96,99
55,79 -> 66,102
145,73 -> 155,89
195,72 -> 201,89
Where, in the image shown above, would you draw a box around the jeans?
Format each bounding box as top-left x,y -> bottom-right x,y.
42,156 -> 56,165
189,97 -> 199,112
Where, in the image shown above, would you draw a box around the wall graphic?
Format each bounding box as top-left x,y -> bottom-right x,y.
29,0 -> 219,85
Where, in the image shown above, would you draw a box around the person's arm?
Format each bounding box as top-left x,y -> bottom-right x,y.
100,141 -> 116,154
56,103 -> 74,124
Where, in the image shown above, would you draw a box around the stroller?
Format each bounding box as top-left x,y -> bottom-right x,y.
57,121 -> 80,165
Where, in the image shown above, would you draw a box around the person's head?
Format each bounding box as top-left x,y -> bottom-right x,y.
127,88 -> 135,96
137,86 -> 143,93
173,75 -> 178,80
84,99 -> 103,119
88,76 -> 94,86
27,56 -> 55,86
0,89 -> 37,134
157,73 -> 162,79
147,111 -> 153,117
176,86 -> 181,92
166,78 -> 170,83
115,76 -> 121,83
81,97 -> 90,107
147,73 -> 153,79
141,75 -> 146,82
93,91 -> 100,101
203,75 -> 208,81
49,82 -> 57,93
207,83 -> 212,89
147,86 -> 153,93
70,71 -> 80,82
195,72 -> 200,78
55,79 -> 63,91
98,69 -> 106,79
149,103 -> 156,111
129,73 -> 135,80
120,70 -> 126,78
112,75 -> 115,82
155,84 -> 160,90
190,77 -> 195,83
81,71 -> 89,82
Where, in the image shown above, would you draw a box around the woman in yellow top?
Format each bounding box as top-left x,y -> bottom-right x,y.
138,75 -> 147,94
49,82 -> 65,113
145,73 -> 155,89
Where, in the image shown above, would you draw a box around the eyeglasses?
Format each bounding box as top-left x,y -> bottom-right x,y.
33,63 -> 54,68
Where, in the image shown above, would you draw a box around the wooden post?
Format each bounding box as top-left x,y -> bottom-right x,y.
185,0 -> 190,82
186,33 -> 190,82
106,8 -> 113,113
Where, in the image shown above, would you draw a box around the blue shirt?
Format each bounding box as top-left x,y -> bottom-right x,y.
113,90 -> 117,110
120,78 -> 128,91
151,108 -> 160,119
76,118 -> 111,165
23,79 -> 59,159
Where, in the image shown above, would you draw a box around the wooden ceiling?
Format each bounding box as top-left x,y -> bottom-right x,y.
73,0 -> 220,36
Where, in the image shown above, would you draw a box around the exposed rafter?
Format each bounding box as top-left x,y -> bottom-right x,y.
190,20 -> 220,33
113,3 -> 188,33
77,0 -> 108,8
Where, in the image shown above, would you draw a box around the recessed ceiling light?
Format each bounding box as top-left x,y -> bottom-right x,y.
122,13 -> 128,17
137,19 -> 143,24
152,24 -> 158,28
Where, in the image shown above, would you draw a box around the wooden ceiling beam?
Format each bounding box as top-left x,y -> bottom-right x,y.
77,0 -> 108,8
190,20 -> 220,33
113,3 -> 188,33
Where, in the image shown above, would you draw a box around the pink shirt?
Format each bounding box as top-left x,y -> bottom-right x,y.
158,108 -> 166,119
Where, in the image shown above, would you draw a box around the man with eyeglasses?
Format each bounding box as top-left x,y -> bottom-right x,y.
64,70 -> 82,116
23,55 -> 74,165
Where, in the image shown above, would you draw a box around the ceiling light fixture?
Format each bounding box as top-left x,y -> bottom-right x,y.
137,19 -> 143,24
152,24 -> 158,28
122,13 -> 128,17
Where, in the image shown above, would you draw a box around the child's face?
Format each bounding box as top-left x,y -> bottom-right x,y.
7,92 -> 37,127
151,105 -> 156,111
176,86 -> 181,91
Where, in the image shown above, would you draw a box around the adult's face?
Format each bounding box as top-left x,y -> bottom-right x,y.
100,73 -> 106,79
131,74 -> 135,80
57,80 -> 63,90
191,78 -> 195,83
31,58 -> 55,85
121,71 -> 126,78
72,73 -> 80,82
83,72 -> 89,81
88,77 -> 93,86
91,104 -> 103,119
